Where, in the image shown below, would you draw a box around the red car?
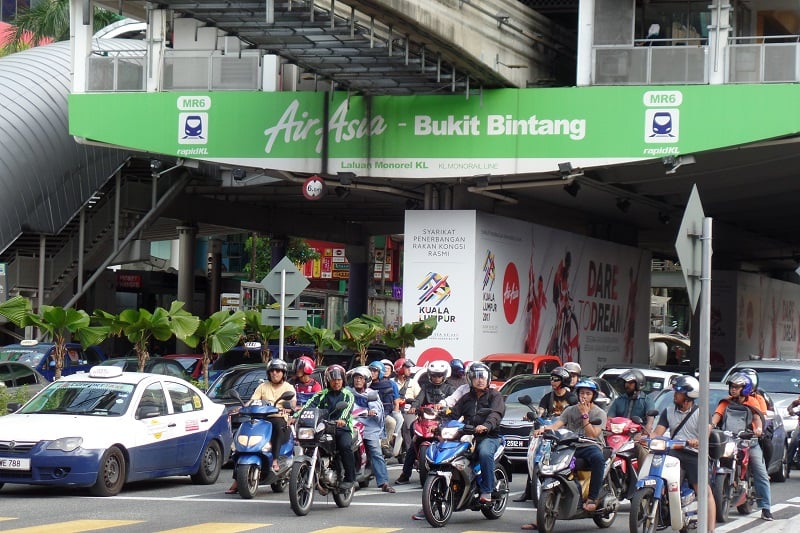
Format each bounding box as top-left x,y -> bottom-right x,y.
479,353 -> 562,389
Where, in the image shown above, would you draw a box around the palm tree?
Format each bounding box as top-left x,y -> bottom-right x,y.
340,315 -> 385,367
185,310 -> 246,389
382,317 -> 438,358
295,322 -> 342,367
1,0 -> 120,55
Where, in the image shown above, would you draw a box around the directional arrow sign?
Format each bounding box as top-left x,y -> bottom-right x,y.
261,256 -> 309,307
675,184 -> 705,313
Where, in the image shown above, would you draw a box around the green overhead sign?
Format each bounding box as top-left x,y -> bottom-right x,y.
69,85 -> 800,178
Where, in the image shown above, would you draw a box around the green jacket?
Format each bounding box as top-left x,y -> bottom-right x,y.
295,386 -> 355,430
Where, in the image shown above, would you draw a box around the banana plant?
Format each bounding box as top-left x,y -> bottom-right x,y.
94,301 -> 199,372
295,322 -> 342,366
340,315 -> 386,366
382,317 -> 438,358
0,296 -> 109,380
243,310 -> 282,363
185,310 -> 246,389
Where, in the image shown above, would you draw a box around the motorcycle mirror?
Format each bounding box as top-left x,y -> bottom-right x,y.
525,412 -> 536,422
646,409 -> 660,417
631,416 -> 644,425
366,390 -> 380,402
590,417 -> 604,426
279,390 -> 296,401
518,394 -> 532,406
281,401 -> 293,409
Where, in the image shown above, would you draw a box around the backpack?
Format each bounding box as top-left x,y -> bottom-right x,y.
721,402 -> 753,435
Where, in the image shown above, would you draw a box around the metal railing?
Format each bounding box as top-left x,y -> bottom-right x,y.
592,39 -> 708,85
87,49 -> 147,91
727,35 -> 800,83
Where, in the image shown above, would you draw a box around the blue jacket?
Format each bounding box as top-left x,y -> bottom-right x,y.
348,386 -> 385,440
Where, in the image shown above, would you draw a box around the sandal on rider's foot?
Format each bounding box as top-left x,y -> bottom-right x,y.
272,460 -> 280,472
380,483 -> 396,493
582,499 -> 598,512
225,487 -> 237,494
521,524 -> 538,530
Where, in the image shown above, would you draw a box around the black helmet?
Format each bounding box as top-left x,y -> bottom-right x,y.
467,362 -> 491,387
619,369 -> 646,391
267,358 -> 288,380
550,366 -> 570,388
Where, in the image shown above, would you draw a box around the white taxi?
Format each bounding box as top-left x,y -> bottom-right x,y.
0,366 -> 232,496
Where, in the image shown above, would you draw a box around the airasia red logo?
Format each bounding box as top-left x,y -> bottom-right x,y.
502,263 -> 520,324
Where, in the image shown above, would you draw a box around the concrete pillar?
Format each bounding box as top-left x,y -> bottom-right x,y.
576,0 -> 596,86
206,238 -> 222,316
708,0 -> 731,85
176,225 -> 197,354
345,244 -> 368,320
146,9 -> 167,92
69,0 -> 92,93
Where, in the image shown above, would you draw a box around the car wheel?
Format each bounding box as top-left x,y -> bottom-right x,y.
190,440 -> 222,484
771,443 -> 788,482
90,446 -> 126,496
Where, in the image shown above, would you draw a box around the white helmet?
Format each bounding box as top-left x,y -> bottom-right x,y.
563,362 -> 582,376
427,360 -> 451,380
348,366 -> 372,387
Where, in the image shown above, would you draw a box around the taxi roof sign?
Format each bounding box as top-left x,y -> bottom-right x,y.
89,366 -> 124,379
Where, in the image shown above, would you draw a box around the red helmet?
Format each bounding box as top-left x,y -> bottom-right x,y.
293,355 -> 316,375
394,358 -> 414,373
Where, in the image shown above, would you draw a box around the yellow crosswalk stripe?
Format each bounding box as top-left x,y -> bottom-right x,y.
311,526 -> 403,533
0,518 -> 17,523
155,523 -> 270,533
0,519 -> 142,533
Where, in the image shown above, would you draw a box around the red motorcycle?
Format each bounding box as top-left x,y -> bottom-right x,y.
411,404 -> 441,484
604,415 -> 646,500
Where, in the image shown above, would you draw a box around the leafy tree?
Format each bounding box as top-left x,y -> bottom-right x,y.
340,315 -> 385,366
382,317 -> 438,357
244,236 -> 321,282
94,302 -> 199,372
295,322 -> 342,366
1,0 -> 121,55
0,295 -> 109,380
243,309 -> 283,362
185,310 -> 246,389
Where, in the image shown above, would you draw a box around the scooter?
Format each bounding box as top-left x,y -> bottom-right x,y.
230,390 -> 296,499
629,436 -> 699,533
351,403 -> 375,488
605,415 -> 647,501
536,424 -> 618,533
711,428 -> 756,521
519,395 -> 558,506
421,416 -> 511,527
410,404 -> 442,484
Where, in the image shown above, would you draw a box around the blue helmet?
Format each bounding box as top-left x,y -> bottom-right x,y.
574,379 -> 599,401
726,372 -> 753,397
450,358 -> 465,377
368,360 -> 385,379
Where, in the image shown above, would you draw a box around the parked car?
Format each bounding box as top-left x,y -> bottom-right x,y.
496,373 -> 617,465
480,353 -> 562,389
99,357 -> 189,379
598,366 -> 681,397
0,366 -> 232,495
720,359 -> 800,436
651,381 -> 789,481
0,340 -> 107,381
0,361 -> 48,400
163,354 -> 206,380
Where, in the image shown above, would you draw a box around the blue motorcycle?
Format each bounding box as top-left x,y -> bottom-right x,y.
231,390 -> 296,499
421,417 -> 510,527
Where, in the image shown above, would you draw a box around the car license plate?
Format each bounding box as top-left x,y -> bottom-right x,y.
0,457 -> 30,470
506,438 -> 527,449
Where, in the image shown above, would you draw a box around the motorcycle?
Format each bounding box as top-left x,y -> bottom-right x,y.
230,390 -> 296,499
519,395 -> 558,506
350,402 -> 375,489
289,398 -> 373,516
629,436 -> 700,533
605,415 -> 647,501
787,406 -> 800,470
421,416 -> 511,527
536,425 -> 618,533
410,404 -> 442,484
712,428 -> 757,521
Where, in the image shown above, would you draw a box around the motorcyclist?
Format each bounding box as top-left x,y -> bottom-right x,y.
652,375 -> 716,530
396,360 -> 455,485
710,372 -> 773,521
563,361 -> 582,388
292,364 -> 357,491
448,362 -> 505,503
739,368 -> 773,465
369,360 -> 401,456
347,366 -> 396,493
534,379 -> 606,513
608,368 -> 655,429
515,366 -> 577,503
289,355 -> 322,406
226,358 -> 296,494
787,393 -> 800,469
447,359 -> 468,388
393,357 -> 420,462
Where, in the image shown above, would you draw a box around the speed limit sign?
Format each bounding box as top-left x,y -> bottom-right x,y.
302,175 -> 326,200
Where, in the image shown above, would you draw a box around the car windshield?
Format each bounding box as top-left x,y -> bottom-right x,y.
207,368 -> 266,400
486,361 -> 532,382
0,347 -> 47,366
500,378 -> 552,405
749,368 -> 800,395
19,381 -> 135,416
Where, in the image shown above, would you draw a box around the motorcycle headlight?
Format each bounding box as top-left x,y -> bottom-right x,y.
47,437 -> 83,452
648,438 -> 667,451
609,422 -> 626,434
723,441 -> 736,458
297,428 -> 315,440
261,442 -> 272,453
440,427 -> 460,440
237,435 -> 263,447
540,454 -> 571,474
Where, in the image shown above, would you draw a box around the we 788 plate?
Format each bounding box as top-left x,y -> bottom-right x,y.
0,457 -> 30,470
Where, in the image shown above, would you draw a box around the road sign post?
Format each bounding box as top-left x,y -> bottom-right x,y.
261,256 -> 310,359
675,184 -> 712,533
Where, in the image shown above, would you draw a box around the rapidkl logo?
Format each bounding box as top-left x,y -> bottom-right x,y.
502,263 -> 520,324
482,250 -> 496,291
178,113 -> 208,145
644,109 -> 679,144
417,272 -> 451,306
